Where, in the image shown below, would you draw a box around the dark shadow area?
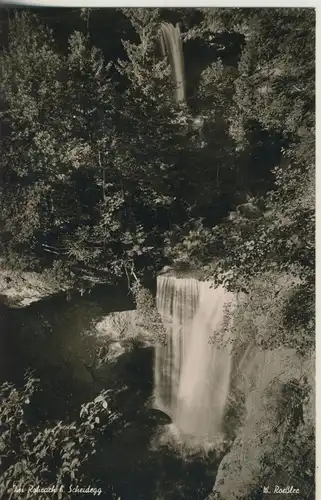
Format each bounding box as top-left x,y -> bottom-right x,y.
184,31 -> 245,107
0,290 -> 221,499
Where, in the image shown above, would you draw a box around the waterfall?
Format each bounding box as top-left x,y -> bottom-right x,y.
154,276 -> 199,416
160,23 -> 186,103
154,276 -> 235,445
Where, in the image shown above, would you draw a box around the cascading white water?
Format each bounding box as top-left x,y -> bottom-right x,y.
160,23 -> 186,103
176,282 -> 235,443
154,276 -> 235,445
154,276 -> 199,416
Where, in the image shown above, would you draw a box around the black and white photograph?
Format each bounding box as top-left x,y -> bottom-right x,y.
0,4 -> 316,500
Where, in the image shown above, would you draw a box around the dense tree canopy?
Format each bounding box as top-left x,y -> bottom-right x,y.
0,7 -> 315,298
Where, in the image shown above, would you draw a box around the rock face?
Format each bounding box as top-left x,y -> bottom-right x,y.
208,348 -> 314,500
95,309 -> 154,344
0,264 -> 62,307
93,309 -> 155,366
95,311 -> 137,339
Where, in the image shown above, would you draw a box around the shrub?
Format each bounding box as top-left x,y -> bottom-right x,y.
0,374 -> 117,500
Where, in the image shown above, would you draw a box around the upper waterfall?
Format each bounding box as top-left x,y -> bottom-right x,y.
160,23 -> 186,104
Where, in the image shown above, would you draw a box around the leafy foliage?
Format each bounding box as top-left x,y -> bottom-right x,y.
0,374 -> 116,500
0,12 -> 171,286
0,9 -> 314,289
166,8 -> 314,357
130,280 -> 167,345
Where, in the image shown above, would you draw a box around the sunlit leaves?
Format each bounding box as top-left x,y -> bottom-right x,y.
0,377 -> 116,500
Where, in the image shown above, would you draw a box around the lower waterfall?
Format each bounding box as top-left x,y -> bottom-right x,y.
154,275 -> 235,445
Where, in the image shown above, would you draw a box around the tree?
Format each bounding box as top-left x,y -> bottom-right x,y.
0,9 -> 315,301
0,11 -> 172,286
